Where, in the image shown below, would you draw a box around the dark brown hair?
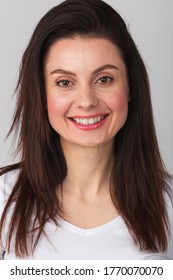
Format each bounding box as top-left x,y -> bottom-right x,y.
0,0 -> 171,257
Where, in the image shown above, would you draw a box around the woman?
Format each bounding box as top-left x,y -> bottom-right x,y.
0,0 -> 172,260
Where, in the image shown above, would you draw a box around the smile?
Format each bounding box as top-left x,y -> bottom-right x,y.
69,114 -> 109,125
68,114 -> 109,130
73,115 -> 106,125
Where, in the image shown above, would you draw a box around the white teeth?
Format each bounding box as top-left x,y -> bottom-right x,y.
73,115 -> 105,125
88,118 -> 94,125
82,119 -> 88,125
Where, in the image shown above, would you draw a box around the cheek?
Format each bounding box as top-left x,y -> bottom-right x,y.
108,92 -> 128,114
47,96 -> 68,119
47,96 -> 70,133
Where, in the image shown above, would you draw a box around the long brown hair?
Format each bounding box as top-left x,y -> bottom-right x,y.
0,0 -> 171,257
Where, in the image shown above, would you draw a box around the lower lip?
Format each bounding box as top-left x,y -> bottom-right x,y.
68,116 -> 108,131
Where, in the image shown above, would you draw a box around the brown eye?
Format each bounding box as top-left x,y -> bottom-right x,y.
97,76 -> 113,84
57,80 -> 72,87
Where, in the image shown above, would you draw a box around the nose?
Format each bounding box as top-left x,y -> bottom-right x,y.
75,85 -> 99,111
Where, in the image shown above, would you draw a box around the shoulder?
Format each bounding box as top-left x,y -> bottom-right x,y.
0,169 -> 19,257
164,176 -> 173,211
0,168 -> 19,196
164,176 -> 173,259
0,169 -> 19,215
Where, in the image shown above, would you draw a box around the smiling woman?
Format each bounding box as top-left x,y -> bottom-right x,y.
0,0 -> 173,260
45,37 -> 129,146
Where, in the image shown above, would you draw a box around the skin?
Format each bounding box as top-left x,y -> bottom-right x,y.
44,37 -> 129,228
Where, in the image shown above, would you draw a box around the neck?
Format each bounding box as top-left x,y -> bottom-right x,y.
60,139 -> 114,198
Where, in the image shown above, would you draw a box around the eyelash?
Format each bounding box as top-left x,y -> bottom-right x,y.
56,79 -> 73,87
55,75 -> 114,88
96,76 -> 113,85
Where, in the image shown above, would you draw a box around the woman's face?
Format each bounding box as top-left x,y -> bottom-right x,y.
44,37 -> 129,147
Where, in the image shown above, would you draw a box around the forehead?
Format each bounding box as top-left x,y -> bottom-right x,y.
44,36 -> 125,72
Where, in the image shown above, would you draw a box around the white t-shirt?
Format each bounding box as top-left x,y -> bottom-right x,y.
0,170 -> 173,260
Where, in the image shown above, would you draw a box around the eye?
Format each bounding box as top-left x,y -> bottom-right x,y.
96,76 -> 113,85
56,79 -> 73,87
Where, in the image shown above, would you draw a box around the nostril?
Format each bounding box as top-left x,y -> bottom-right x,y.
75,91 -> 99,109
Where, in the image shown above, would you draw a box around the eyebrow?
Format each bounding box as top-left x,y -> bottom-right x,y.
50,64 -> 119,76
92,64 -> 119,75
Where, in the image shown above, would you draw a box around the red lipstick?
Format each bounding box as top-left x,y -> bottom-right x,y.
68,114 -> 109,131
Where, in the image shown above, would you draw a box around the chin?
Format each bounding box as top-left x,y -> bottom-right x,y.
74,139 -> 111,148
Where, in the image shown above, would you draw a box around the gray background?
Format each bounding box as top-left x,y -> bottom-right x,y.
0,0 -> 173,173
